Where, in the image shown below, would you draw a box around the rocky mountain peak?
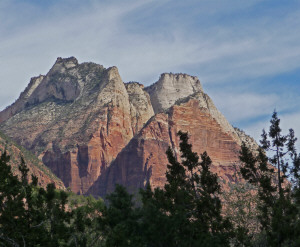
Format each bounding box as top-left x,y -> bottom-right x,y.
53,56 -> 78,69
25,75 -> 45,99
125,81 -> 144,88
46,57 -> 79,79
145,72 -> 203,113
106,66 -> 120,80
0,57 -> 259,197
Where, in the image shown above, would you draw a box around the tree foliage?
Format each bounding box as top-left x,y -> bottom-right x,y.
240,111 -> 300,246
140,131 -> 233,246
223,177 -> 261,246
0,152 -> 73,246
0,151 -> 105,247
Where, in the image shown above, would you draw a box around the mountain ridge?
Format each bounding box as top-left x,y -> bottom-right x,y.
0,56 -> 258,196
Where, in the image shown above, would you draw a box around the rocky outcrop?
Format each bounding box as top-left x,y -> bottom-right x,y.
0,75 -> 44,123
26,57 -> 80,105
145,73 -> 203,113
0,131 -> 65,189
0,57 -> 258,197
125,82 -> 155,135
234,127 -> 259,152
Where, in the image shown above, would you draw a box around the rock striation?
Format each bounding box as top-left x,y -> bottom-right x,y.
89,92 -> 242,196
0,57 -> 257,196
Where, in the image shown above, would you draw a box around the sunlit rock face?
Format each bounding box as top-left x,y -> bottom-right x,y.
145,73 -> 203,114
0,57 -> 256,196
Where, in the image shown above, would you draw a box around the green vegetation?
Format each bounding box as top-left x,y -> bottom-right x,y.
0,131 -> 61,183
223,178 -> 261,246
240,111 -> 300,246
49,71 -> 78,85
2,112 -> 300,246
78,63 -> 105,93
0,151 -> 105,246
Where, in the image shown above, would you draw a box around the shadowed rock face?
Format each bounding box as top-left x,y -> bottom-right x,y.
0,57 -> 257,196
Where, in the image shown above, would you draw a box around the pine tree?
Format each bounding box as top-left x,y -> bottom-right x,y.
0,151 -> 26,246
240,111 -> 300,246
100,184 -> 143,246
0,152 -> 76,246
223,177 -> 261,246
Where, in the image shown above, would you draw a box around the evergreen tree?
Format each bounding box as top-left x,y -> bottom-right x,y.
68,194 -> 105,247
240,111 -> 300,246
0,152 -> 26,246
100,184 -> 143,246
0,152 -> 79,246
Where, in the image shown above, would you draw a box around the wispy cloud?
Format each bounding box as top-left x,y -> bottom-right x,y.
209,92 -> 279,123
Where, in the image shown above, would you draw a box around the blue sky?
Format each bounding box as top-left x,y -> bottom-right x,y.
1,0 -> 300,144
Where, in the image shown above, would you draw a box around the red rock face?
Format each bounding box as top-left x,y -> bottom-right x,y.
90,98 -> 242,196
41,105 -> 136,194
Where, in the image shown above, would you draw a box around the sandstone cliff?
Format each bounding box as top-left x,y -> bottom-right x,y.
0,57 -> 257,196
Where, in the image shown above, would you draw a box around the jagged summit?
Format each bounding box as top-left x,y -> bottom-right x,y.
47,56 -> 79,76
0,58 -> 205,123
0,57 -> 107,123
125,81 -> 144,88
145,72 -> 203,113
0,57 -> 258,196
54,56 -> 79,67
0,57 -> 154,193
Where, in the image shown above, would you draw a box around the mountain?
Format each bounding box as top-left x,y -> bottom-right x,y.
0,130 -> 65,189
0,57 -> 257,196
